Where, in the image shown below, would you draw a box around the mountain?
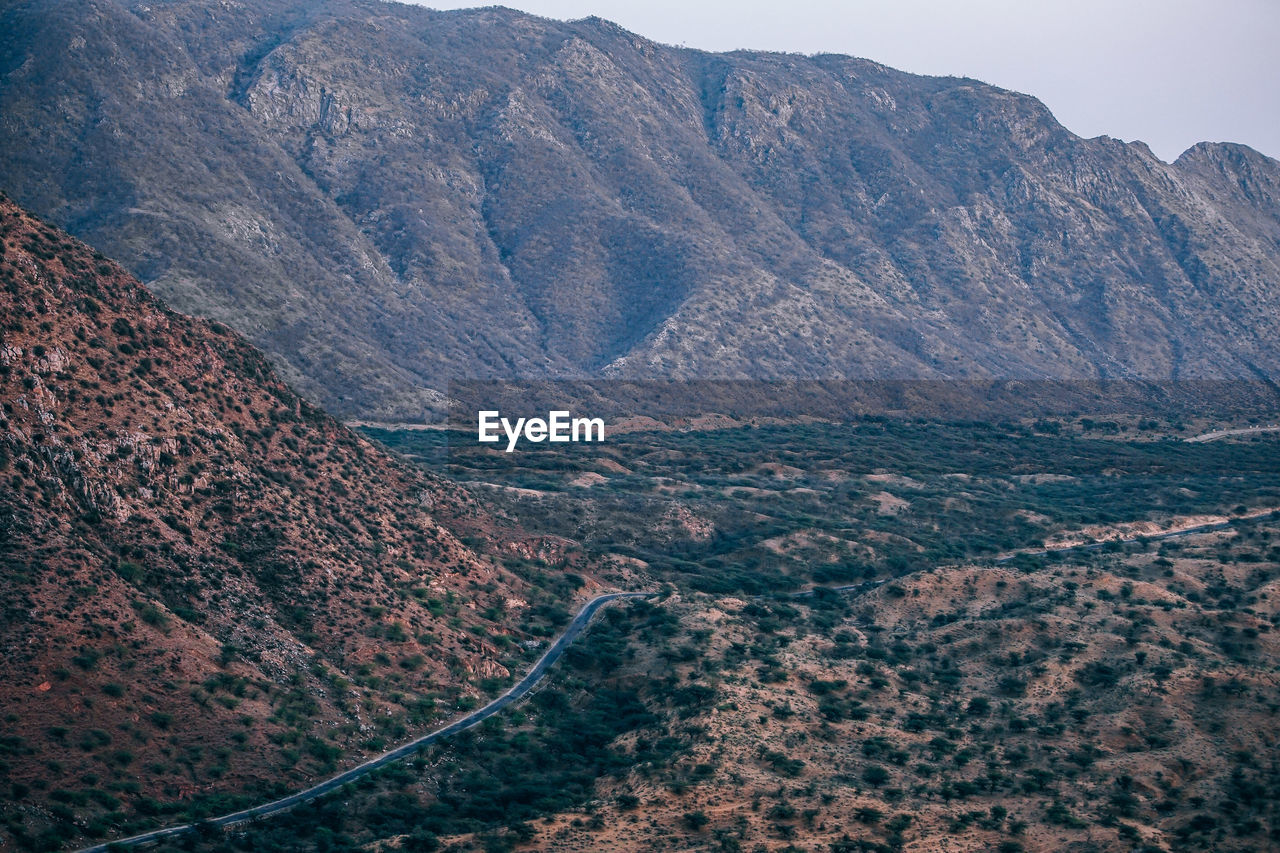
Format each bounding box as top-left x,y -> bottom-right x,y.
0,194 -> 582,849
2,0 -> 1279,420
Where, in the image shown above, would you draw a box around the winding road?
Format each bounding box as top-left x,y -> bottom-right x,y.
1185,424 -> 1280,443
69,503 -> 1280,851
76,591 -> 655,853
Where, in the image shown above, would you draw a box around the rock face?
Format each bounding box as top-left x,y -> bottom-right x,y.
1,0 -> 1279,418
0,195 -> 533,840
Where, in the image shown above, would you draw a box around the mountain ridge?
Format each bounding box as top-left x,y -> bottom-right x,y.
1,0 -> 1279,418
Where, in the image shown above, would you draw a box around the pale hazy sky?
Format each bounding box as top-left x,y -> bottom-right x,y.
405,0 -> 1280,163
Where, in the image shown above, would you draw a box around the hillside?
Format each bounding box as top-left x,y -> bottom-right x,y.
3,0 -> 1280,418
0,196 -> 593,851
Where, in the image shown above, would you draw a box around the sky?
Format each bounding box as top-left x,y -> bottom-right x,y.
407,0 -> 1280,163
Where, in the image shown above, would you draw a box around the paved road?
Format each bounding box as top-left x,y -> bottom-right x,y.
787,578 -> 886,599
995,509 -> 1279,563
76,591 -> 656,853
1185,424 -> 1280,443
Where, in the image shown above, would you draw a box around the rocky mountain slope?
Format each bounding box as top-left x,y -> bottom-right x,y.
0,195 -> 584,850
2,0 -> 1280,420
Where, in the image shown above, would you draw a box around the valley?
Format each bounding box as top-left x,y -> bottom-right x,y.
0,2 -> 1278,851
105,416 -> 1280,853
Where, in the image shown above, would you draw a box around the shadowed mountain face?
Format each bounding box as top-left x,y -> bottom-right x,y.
2,0 -> 1279,418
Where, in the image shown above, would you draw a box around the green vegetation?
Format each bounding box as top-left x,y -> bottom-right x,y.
368,420 -> 1280,595
161,602 -> 675,852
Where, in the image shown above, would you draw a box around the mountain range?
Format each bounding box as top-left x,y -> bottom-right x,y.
2,0 -> 1279,419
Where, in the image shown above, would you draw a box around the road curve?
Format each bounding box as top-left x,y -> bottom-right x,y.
75,591 -> 656,853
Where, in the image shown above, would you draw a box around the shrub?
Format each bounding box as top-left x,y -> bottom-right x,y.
864,765 -> 891,786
